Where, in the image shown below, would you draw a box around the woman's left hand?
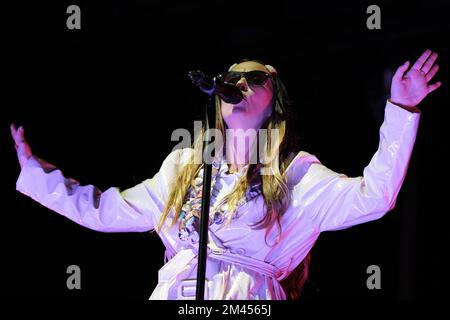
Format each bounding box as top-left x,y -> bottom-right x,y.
390,49 -> 441,109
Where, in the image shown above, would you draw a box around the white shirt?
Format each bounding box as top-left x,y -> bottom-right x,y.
16,100 -> 421,299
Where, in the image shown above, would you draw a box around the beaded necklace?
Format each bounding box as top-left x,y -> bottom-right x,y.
177,160 -> 262,244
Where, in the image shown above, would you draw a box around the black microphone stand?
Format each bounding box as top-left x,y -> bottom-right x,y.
188,71 -> 243,300
195,94 -> 215,300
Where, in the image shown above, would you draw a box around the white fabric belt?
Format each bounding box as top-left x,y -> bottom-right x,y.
206,246 -> 281,279
155,243 -> 286,300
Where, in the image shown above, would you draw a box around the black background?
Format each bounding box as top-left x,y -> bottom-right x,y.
1,0 -> 449,300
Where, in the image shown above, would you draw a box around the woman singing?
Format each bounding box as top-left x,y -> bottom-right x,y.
11,49 -> 441,299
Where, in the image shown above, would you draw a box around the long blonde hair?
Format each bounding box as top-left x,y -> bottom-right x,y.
157,59 -> 310,298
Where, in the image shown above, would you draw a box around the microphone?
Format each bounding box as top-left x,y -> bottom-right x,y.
188,70 -> 244,104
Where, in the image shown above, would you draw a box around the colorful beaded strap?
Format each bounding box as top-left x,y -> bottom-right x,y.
178,162 -> 262,244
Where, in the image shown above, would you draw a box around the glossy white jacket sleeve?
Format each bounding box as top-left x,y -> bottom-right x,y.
16,149 -> 188,233
295,100 -> 421,232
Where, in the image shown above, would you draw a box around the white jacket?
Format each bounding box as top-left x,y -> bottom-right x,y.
16,100 -> 421,299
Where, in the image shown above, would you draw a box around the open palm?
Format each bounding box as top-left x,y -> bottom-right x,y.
391,49 -> 441,108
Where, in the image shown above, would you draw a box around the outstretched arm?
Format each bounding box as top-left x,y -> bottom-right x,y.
11,125 -> 188,232
294,50 -> 441,232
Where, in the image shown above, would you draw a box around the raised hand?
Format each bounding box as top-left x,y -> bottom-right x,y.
390,49 -> 441,109
10,123 -> 33,168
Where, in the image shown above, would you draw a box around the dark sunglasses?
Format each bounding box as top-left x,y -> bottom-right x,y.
216,70 -> 272,86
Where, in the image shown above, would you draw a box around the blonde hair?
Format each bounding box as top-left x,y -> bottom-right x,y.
157,88 -> 292,243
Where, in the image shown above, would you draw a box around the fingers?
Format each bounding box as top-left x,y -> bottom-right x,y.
412,49 -> 432,71
10,123 -> 26,145
428,81 -> 442,93
18,126 -> 25,138
421,52 -> 438,74
426,64 -> 439,82
393,61 -> 410,82
10,123 -> 19,143
10,123 -> 17,136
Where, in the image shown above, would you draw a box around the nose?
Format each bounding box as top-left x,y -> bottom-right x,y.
236,77 -> 249,92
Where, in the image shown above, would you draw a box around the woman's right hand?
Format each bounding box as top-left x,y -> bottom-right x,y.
11,123 -> 33,168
